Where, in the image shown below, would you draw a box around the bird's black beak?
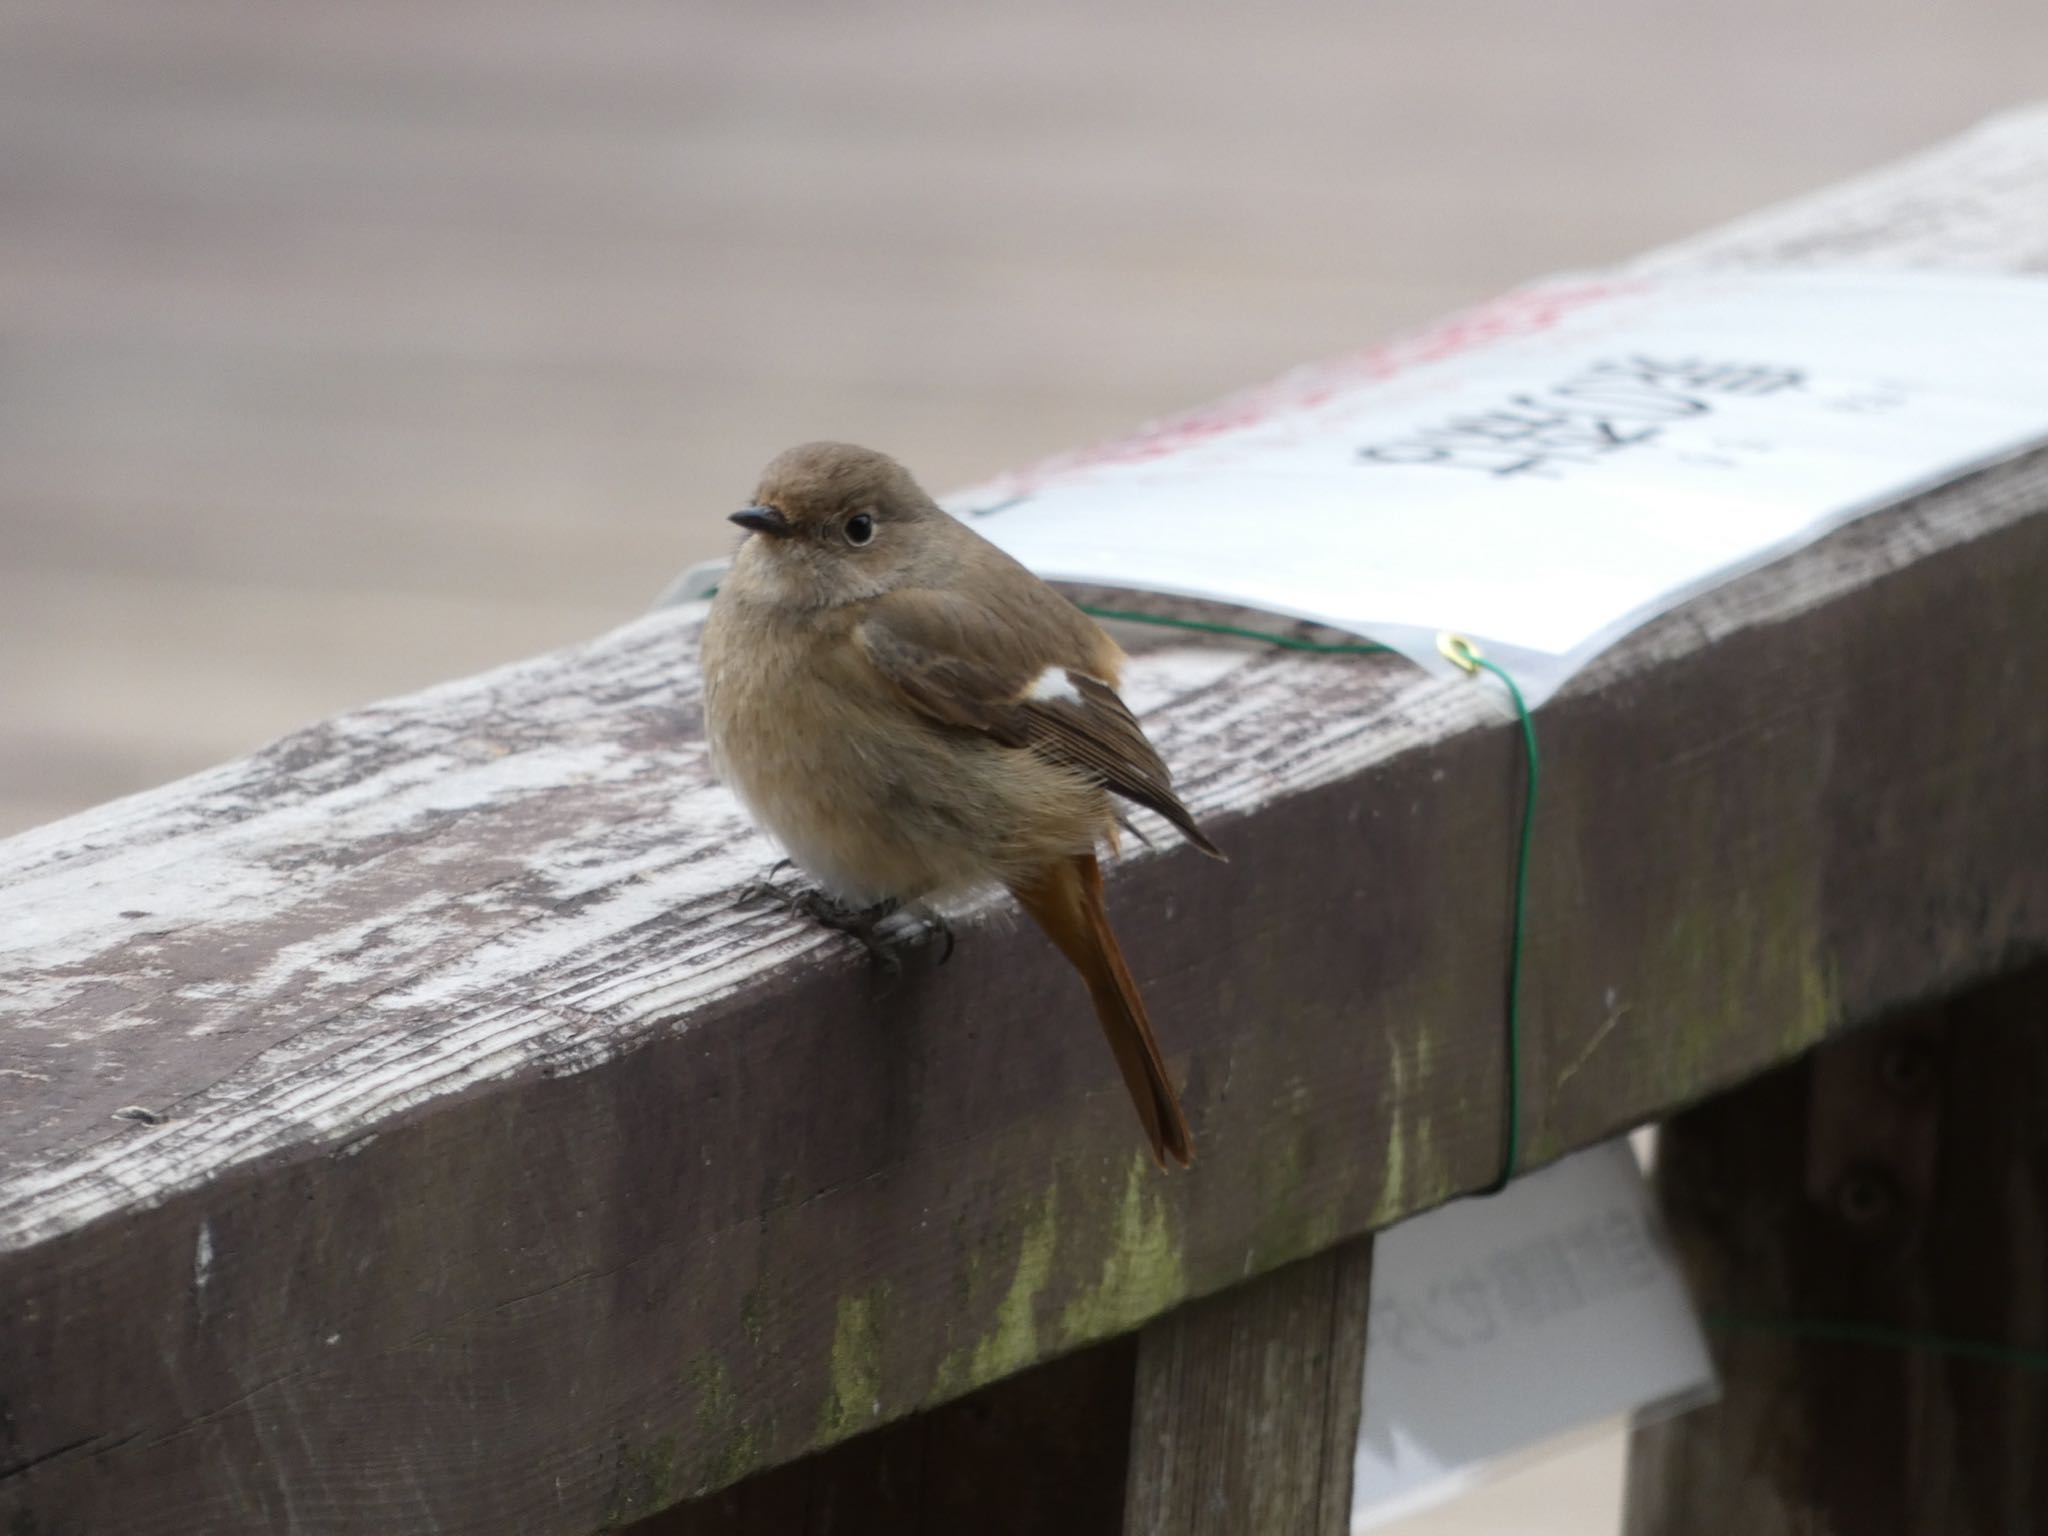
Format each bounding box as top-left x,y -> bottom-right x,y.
730,505 -> 795,539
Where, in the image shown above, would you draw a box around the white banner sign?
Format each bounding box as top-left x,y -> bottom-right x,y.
1351,1141 -> 1715,1530
949,271 -> 2048,703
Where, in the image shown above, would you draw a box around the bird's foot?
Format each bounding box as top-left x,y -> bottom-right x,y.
894,908 -> 956,967
732,857 -> 800,909
735,865 -> 953,973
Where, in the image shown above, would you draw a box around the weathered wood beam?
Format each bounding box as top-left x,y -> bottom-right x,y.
3,111 -> 2047,1535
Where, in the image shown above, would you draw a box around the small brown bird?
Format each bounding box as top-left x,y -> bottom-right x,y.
700,442 -> 1222,1168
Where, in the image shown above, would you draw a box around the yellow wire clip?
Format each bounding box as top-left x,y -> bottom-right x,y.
1437,631 -> 1484,676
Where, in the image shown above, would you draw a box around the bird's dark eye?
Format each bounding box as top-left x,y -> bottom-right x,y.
844,513 -> 875,546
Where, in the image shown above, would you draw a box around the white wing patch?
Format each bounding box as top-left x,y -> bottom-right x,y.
1026,667 -> 1083,706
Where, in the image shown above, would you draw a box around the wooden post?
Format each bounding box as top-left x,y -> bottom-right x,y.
1124,1236 -> 1374,1535
1625,965 -> 2048,1535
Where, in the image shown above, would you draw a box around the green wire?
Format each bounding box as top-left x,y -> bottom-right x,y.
1470,654 -> 1537,1195
1082,603 -> 1534,1196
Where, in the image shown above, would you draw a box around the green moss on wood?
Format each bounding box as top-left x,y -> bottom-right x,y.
1644,860 -> 1839,1117
1057,1154 -> 1187,1346
931,1182 -> 1062,1398
687,1355 -> 761,1494
601,1435 -> 680,1529
1371,1014 -> 1460,1227
972,1183 -> 1060,1384
1240,1114 -> 1343,1273
1372,1027 -> 1411,1227
818,1287 -> 888,1442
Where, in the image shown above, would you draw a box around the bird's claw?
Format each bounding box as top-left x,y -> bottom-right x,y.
808,894 -> 907,973
734,864 -> 953,973
732,858 -> 800,910
880,909 -> 955,967
830,904 -> 957,975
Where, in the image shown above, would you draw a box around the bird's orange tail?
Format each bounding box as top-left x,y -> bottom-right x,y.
1013,853 -> 1194,1169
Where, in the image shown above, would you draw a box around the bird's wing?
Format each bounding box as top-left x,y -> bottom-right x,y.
858,588 -> 1222,858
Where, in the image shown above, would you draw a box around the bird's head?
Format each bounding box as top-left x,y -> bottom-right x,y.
728,441 -> 944,608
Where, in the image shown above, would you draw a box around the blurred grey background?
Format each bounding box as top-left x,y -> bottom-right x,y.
3,3 -> 2042,1528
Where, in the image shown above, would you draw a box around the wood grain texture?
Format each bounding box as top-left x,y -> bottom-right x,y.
2,120 -> 2048,1534
1623,968 -> 2048,1536
1125,1237 -> 1373,1535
